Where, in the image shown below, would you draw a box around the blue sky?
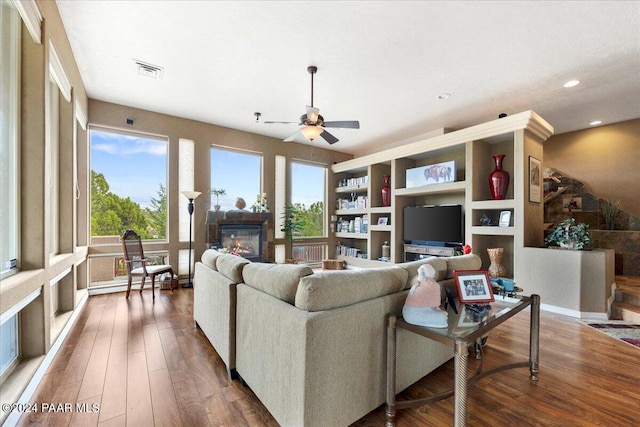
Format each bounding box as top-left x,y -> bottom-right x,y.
91,130 -> 166,208
91,130 -> 325,213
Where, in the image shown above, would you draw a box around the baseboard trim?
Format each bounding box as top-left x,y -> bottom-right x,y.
540,302 -> 608,320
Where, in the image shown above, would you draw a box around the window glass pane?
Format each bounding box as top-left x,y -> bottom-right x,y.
0,314 -> 18,375
291,162 -> 326,237
275,155 -> 285,239
0,1 -> 20,277
210,147 -> 261,212
49,79 -> 59,255
89,128 -> 167,241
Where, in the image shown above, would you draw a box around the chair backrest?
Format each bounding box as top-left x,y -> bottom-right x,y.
121,229 -> 145,274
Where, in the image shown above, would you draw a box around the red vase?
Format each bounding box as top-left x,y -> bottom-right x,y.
489,154 -> 510,200
381,175 -> 391,207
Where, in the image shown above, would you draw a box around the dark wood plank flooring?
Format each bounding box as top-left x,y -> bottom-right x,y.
17,286 -> 640,426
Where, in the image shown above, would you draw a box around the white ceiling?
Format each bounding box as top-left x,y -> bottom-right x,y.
56,1 -> 640,155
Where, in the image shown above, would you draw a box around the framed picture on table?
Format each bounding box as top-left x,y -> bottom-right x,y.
454,270 -> 495,304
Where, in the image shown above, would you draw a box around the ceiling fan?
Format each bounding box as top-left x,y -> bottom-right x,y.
265,66 -> 360,145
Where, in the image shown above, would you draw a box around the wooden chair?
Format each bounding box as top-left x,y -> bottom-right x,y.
121,229 -> 174,300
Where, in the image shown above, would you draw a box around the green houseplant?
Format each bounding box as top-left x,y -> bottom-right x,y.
544,218 -> 592,250
209,187 -> 227,211
602,199 -> 621,230
281,203 -> 306,263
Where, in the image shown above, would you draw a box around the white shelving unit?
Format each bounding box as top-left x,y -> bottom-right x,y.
331,110 -> 554,279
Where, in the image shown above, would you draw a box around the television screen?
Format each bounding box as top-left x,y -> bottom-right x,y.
403,205 -> 463,245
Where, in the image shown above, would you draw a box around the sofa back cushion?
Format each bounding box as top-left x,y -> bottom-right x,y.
398,257 -> 448,288
295,267 -> 408,312
201,249 -> 222,271
216,254 -> 251,283
242,263 -> 314,304
441,253 -> 482,279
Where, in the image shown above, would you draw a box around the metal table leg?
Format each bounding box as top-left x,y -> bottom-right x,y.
385,315 -> 397,427
454,339 -> 469,427
530,294 -> 540,380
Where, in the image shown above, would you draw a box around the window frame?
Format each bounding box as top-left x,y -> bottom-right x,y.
290,160 -> 328,239
0,0 -> 21,279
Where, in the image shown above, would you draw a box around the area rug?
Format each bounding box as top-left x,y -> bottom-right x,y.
580,320 -> 640,349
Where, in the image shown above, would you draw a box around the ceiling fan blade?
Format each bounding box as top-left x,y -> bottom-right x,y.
264,121 -> 299,125
323,120 -> 360,129
306,105 -> 320,123
320,130 -> 339,145
284,130 -> 302,142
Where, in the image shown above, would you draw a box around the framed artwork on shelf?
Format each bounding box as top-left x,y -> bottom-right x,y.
377,217 -> 389,225
499,210 -> 511,227
454,270 -> 495,304
529,156 -> 542,203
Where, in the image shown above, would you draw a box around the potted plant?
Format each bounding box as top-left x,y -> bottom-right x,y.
602,199 -> 621,230
209,188 -> 227,211
281,203 -> 306,263
544,218 -> 592,250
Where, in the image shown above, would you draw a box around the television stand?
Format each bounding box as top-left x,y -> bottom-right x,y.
403,243 -> 458,261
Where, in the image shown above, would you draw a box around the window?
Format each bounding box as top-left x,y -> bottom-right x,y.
210,147 -> 261,212
89,127 -> 168,241
0,0 -> 20,278
0,314 -> 18,381
291,162 -> 327,237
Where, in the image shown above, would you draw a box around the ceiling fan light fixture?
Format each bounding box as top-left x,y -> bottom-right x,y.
301,125 -> 323,141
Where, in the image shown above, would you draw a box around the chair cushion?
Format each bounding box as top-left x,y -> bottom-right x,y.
242,263 -> 314,304
131,264 -> 172,275
295,267 -> 408,312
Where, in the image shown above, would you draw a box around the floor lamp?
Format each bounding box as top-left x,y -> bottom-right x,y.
181,190 -> 201,288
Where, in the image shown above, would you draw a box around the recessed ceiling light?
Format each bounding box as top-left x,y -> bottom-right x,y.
590,120 -> 603,126
563,80 -> 580,88
438,93 -> 451,100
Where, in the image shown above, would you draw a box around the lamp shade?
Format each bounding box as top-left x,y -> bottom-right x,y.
300,125 -> 323,141
181,190 -> 202,200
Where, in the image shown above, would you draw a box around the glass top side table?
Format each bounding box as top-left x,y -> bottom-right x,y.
385,294 -> 540,427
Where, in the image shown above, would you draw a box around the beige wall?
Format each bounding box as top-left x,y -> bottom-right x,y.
88,100 -> 353,268
544,118 -> 640,217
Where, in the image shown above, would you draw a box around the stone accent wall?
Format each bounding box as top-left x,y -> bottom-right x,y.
544,168 -> 640,276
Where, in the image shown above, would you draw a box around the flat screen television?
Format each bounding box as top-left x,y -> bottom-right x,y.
403,205 -> 463,246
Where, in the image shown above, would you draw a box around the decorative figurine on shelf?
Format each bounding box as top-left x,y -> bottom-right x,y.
403,264 -> 448,328
381,241 -> 390,259
480,214 -> 493,226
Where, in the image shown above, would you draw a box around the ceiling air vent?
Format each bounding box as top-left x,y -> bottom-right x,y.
134,59 -> 164,80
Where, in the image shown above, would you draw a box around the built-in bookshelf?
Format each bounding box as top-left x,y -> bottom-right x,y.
331,110 -> 554,279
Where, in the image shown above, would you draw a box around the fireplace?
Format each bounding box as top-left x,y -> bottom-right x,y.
219,224 -> 262,262
206,211 -> 274,262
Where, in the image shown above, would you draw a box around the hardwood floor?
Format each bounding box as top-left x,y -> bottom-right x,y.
17,287 -> 640,427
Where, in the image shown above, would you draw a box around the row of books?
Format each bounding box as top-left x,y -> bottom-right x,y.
338,176 -> 368,188
336,215 -> 368,233
335,244 -> 368,259
337,196 -> 368,210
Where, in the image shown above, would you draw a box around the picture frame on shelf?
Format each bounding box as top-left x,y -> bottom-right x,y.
529,156 -> 542,203
377,217 -> 389,225
454,270 -> 495,304
405,160 -> 456,188
499,210 -> 511,227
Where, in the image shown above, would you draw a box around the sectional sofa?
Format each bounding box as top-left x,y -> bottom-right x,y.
193,250 -> 481,427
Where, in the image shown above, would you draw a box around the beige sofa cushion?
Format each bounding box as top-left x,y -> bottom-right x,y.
442,253 -> 482,279
216,254 -> 251,283
295,267 -> 408,312
398,257 -> 448,288
242,263 -> 314,304
201,249 -> 222,271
